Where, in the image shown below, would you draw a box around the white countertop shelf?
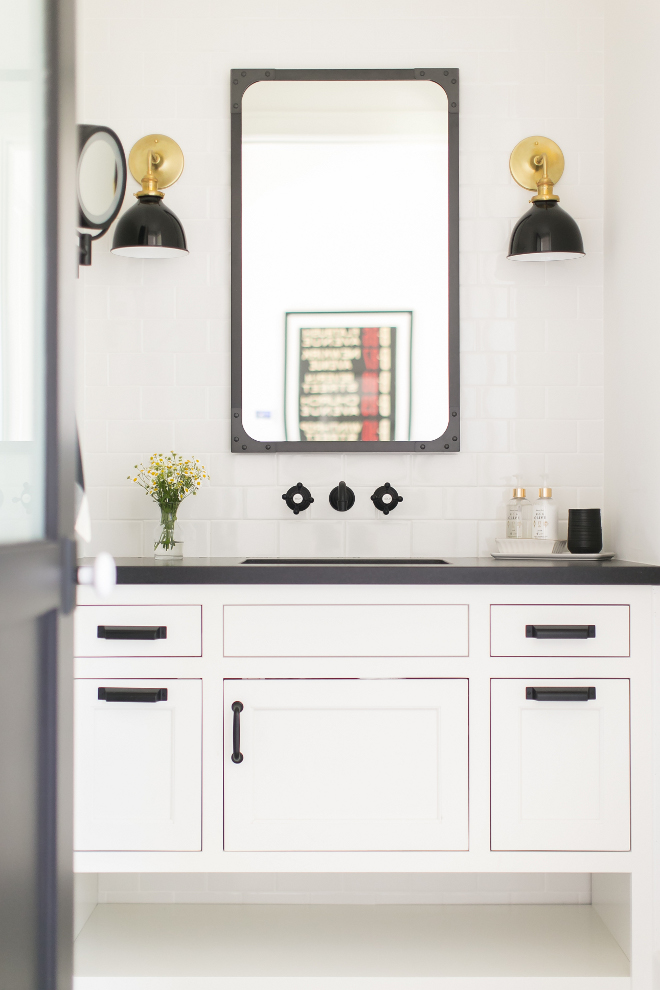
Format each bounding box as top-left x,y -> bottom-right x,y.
74,902 -> 630,988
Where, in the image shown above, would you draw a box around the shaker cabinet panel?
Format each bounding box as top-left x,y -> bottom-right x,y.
490,604 -> 630,657
223,678 -> 468,851
223,604 -> 469,657
74,679 -> 202,851
75,605 -> 202,657
491,678 -> 630,851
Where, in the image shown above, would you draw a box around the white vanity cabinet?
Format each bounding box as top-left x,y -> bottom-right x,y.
490,678 -> 631,851
73,581 -> 653,875
223,678 -> 468,851
74,678 -> 202,851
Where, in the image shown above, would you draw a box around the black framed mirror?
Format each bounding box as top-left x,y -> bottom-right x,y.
77,124 -> 127,266
231,68 -> 459,453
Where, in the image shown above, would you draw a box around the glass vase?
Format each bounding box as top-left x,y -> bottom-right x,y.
154,503 -> 183,559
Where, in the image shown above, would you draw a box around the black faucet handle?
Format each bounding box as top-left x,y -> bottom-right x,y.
371,482 -> 403,515
282,482 -> 314,515
329,481 -> 355,512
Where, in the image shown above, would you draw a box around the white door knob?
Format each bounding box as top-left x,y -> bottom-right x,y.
77,551 -> 117,599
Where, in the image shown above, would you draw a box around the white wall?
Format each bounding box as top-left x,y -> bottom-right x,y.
77,0 -> 605,559
603,0 -> 660,564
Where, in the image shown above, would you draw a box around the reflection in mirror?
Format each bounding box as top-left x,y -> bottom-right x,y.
241,79 -> 451,446
78,132 -> 123,224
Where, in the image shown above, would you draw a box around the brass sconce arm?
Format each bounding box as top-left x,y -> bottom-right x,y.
530,153 -> 560,203
138,151 -> 165,199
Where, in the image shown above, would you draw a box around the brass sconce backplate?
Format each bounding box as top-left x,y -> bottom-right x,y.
128,134 -> 184,190
509,135 -> 564,191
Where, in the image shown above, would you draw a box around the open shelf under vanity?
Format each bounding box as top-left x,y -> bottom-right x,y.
73,902 -> 630,989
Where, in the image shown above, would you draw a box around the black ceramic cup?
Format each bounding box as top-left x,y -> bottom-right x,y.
567,508 -> 602,554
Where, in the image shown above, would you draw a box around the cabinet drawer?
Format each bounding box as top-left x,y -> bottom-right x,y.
490,605 -> 630,657
223,604 -> 469,657
224,678 -> 468,851
491,678 -> 630,851
74,678 -> 202,851
75,605 -> 202,657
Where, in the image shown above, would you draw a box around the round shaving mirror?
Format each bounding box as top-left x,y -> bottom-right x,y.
77,124 -> 127,265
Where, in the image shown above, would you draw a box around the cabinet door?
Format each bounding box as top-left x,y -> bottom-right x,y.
224,679 -> 468,851
74,679 -> 202,851
491,679 -> 630,851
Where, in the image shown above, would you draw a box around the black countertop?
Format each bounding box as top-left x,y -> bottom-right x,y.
81,557 -> 660,586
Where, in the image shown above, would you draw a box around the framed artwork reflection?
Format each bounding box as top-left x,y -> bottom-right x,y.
284,311 -> 412,442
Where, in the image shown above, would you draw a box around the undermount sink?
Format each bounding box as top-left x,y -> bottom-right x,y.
241,558 -> 450,565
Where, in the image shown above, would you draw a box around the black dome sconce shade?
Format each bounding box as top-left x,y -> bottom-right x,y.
111,134 -> 188,258
371,482 -> 403,515
282,482 -> 314,514
508,135 -> 584,262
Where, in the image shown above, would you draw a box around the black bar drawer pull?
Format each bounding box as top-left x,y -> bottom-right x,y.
98,687 -> 168,702
97,625 -> 167,640
526,624 -> 595,640
231,702 -> 244,763
526,686 -> 596,702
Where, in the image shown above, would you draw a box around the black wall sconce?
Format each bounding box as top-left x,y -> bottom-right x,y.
77,124 -> 127,267
111,134 -> 188,258
508,136 -> 585,262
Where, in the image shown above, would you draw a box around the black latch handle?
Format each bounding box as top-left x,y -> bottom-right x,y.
98,687 -> 168,702
231,702 -> 244,764
97,625 -> 167,640
526,624 -> 595,640
526,686 -> 596,702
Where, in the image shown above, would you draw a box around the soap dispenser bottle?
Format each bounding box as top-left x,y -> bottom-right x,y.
532,487 -> 558,540
506,488 -> 532,539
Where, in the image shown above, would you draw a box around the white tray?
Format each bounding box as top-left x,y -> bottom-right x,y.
491,551 -> 616,561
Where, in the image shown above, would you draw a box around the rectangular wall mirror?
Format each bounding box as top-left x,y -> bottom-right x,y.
231,69 -> 459,452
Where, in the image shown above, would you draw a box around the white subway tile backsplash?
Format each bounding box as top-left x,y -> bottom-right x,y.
108,352 -> 175,387
546,453 -> 603,488
512,420 -> 578,454
107,420 -> 175,453
462,419 -> 510,452
85,386 -> 141,421
280,520 -> 345,558
412,520 -> 479,558
175,352 -> 228,387
211,520 -> 279,557
346,520 -> 412,558
142,319 -> 208,353
476,453 -> 546,488
547,386 -> 604,420
141,387 -> 207,421
411,453 -> 478,487
85,318 -> 142,353
512,352 -> 579,387
78,0 -> 603,560
444,487 -> 504,520
461,352 -> 510,387
174,420 -> 229,454
347,455 -> 412,488
276,454 -> 344,488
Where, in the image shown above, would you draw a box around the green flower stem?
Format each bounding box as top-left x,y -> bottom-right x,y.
155,502 -> 180,552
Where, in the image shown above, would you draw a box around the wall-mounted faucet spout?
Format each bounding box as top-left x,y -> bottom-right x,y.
329,481 -> 355,512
